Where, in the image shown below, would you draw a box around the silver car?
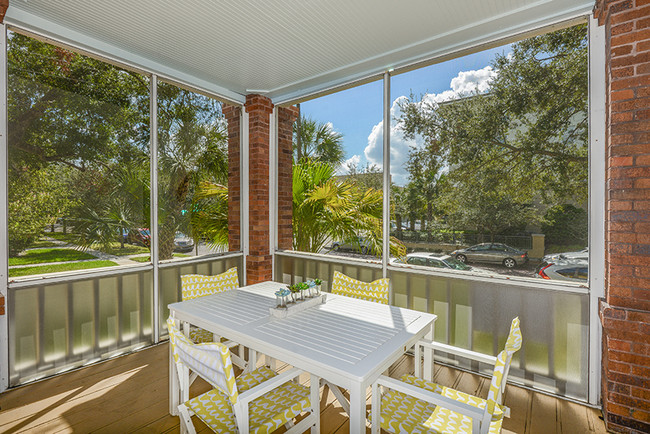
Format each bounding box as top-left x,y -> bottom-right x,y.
536,259 -> 588,282
391,252 -> 490,274
543,247 -> 588,263
451,243 -> 528,268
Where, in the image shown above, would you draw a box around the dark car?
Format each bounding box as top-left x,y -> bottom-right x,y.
127,228 -> 151,247
451,243 -> 528,268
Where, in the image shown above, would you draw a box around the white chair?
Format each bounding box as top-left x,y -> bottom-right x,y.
181,267 -> 252,370
371,317 -> 522,434
168,317 -> 320,434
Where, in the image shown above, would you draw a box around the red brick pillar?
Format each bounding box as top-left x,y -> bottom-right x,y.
277,106 -> 299,250
594,1 -> 650,432
223,104 -> 241,252
244,95 -> 274,284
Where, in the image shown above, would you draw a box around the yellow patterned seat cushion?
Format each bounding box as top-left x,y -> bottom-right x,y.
187,365 -> 311,434
379,374 -> 504,434
331,270 -> 389,304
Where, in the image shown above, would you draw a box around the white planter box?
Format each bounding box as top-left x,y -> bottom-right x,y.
269,293 -> 327,319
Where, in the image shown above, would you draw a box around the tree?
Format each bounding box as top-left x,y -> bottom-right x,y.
405,141 -> 444,231
343,161 -> 383,192
293,116 -> 345,167
400,24 -> 588,206
8,166 -> 75,256
292,160 -> 405,257
541,204 -> 587,247
157,81 -> 229,259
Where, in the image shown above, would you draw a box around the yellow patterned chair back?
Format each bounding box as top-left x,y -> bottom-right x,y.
485,317 -> 522,418
167,317 -> 238,403
181,267 -> 239,301
331,270 -> 389,304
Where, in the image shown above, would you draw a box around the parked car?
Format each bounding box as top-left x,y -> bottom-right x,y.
127,228 -> 151,247
173,232 -> 194,252
543,247 -> 588,263
392,252 -> 490,274
331,237 -> 372,255
451,243 -> 528,268
536,259 -> 588,282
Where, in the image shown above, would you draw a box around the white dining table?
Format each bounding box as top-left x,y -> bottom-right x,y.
168,281 -> 437,432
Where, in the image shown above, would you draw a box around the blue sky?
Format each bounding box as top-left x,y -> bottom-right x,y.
300,45 -> 511,185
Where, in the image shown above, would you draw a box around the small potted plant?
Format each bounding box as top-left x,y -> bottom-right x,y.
297,282 -> 310,300
288,284 -> 300,303
312,279 -> 323,297
275,288 -> 290,308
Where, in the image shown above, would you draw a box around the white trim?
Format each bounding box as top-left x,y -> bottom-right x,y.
588,15 -> 606,406
241,109 -> 250,283
157,252 -> 244,269
382,72 -> 391,280
0,23 -> 9,393
150,75 -> 160,343
270,108 -> 278,280
3,11 -> 245,105
275,250 -> 383,270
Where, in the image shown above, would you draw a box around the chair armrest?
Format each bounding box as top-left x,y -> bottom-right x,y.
238,367 -> 304,405
376,375 -> 485,422
418,340 -> 497,365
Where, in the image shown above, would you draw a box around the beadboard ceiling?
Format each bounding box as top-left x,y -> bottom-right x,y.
4,0 -> 593,104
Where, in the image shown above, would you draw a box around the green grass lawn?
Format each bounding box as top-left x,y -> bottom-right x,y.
30,240 -> 60,248
102,242 -> 150,256
129,253 -> 191,263
9,248 -> 96,266
46,232 -> 79,243
9,260 -> 118,277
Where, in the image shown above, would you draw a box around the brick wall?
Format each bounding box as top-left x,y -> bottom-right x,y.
277,106 -> 299,250
594,0 -> 650,432
223,104 -> 241,252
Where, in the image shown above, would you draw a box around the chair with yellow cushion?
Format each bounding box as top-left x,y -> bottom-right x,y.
168,317 -> 320,434
180,267 -> 251,370
330,270 -> 390,304
371,317 -> 522,434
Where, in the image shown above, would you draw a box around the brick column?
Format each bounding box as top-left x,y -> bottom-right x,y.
594,1 -> 650,432
244,95 -> 274,284
277,106 -> 299,250
223,104 -> 241,252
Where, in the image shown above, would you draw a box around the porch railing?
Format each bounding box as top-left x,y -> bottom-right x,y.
275,250 -> 589,401
7,253 -> 242,386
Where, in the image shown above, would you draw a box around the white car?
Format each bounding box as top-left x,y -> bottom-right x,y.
543,247 -> 588,263
391,252 -> 490,274
536,259 -> 588,282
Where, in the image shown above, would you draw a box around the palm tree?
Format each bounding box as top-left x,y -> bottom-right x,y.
292,160 -> 405,257
293,116 -> 345,167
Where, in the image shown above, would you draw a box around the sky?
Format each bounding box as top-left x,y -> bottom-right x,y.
300,45 -> 511,186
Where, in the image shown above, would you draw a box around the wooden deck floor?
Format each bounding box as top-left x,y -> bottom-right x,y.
0,343 -> 606,433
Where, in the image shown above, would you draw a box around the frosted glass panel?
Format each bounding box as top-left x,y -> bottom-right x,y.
8,269 -> 153,386
275,253 -> 589,401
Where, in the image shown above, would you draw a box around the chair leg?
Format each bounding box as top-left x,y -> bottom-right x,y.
178,404 -> 196,434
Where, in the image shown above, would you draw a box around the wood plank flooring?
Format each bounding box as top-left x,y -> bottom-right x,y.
0,343 -> 606,433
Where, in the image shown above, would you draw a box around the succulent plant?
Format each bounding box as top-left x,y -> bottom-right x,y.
314,279 -> 322,285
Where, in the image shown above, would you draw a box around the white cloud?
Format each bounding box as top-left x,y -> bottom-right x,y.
337,154 -> 361,175
364,66 -> 496,185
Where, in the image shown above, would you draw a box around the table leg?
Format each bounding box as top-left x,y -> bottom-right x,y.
423,323 -> 435,381
169,341 -> 179,415
349,382 -> 367,433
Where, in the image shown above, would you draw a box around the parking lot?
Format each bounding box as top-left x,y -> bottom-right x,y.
328,249 -> 542,279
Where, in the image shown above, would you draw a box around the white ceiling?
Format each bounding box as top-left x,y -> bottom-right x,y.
4,0 -> 593,104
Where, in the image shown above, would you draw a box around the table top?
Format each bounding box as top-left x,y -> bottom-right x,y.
168,281 -> 436,387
